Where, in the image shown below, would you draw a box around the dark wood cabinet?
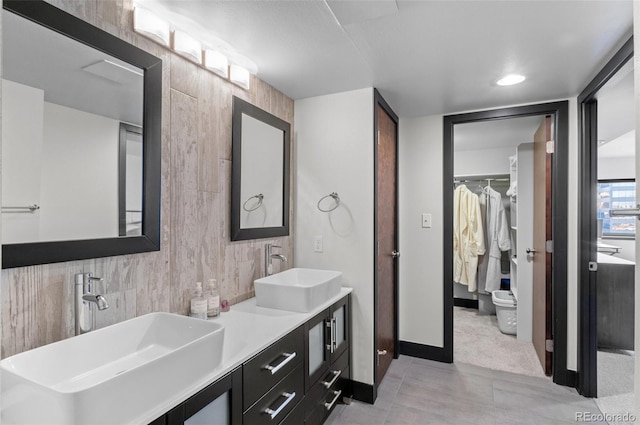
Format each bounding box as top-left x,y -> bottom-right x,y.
301,296 -> 352,424
164,367 -> 242,425
243,363 -> 304,425
305,296 -> 350,392
243,326 -> 304,409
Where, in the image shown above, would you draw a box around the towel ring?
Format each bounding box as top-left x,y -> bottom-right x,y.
317,192 -> 340,212
242,193 -> 264,212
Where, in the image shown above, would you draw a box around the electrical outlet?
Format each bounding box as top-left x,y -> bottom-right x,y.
422,213 -> 432,228
314,236 -> 323,252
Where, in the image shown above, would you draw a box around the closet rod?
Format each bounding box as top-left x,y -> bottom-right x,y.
453,177 -> 509,184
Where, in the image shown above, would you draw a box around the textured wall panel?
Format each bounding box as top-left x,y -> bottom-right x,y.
1,0 -> 293,358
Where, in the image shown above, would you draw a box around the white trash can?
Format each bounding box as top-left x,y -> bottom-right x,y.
492,290 -> 517,335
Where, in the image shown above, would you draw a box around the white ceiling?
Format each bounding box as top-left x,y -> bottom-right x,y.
137,0 -> 633,117
3,10 -> 143,126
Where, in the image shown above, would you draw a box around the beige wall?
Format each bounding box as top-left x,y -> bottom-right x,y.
0,0 -> 293,358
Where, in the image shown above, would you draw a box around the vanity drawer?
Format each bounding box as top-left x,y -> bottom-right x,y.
304,370 -> 348,425
243,325 -> 304,409
243,363 -> 304,425
303,350 -> 350,425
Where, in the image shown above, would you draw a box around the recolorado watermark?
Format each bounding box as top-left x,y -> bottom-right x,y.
576,412 -> 636,422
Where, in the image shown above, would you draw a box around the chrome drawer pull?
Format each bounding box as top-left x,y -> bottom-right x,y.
324,390 -> 342,411
263,352 -> 296,375
264,391 -> 296,420
321,370 -> 341,389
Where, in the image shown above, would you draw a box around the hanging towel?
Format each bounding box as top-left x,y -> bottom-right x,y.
453,185 -> 485,291
478,187 -> 511,293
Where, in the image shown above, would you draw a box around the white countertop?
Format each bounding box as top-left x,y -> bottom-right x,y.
136,287 -> 353,424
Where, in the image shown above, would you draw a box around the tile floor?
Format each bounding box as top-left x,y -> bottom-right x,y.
595,349 -> 635,425
326,355 -> 610,425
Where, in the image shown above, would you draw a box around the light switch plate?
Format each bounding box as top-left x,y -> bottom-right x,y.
314,235 -> 323,252
422,213 -> 432,228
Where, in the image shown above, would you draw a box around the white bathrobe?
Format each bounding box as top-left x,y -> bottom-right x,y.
453,185 -> 485,291
477,187 -> 511,293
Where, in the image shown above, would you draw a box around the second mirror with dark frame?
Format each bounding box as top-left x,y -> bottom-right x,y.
231,97 -> 290,241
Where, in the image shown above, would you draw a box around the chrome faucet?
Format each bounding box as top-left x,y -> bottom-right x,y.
75,272 -> 109,335
265,244 -> 287,276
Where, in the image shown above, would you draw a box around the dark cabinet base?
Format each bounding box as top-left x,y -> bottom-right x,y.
597,262 -> 634,350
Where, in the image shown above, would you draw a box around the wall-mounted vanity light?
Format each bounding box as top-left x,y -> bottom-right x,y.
132,5 -> 254,90
173,30 -> 202,63
133,6 -> 171,47
230,64 -> 250,90
204,49 -> 229,78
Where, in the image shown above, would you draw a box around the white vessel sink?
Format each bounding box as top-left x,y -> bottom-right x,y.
1,312 -> 224,425
255,268 -> 342,312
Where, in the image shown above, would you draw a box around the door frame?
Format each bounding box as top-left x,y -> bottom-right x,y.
373,88 -> 399,398
577,37 -> 633,398
443,100 -> 573,387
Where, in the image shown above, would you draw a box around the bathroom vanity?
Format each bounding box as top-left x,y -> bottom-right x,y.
149,289 -> 352,425
0,289 -> 351,424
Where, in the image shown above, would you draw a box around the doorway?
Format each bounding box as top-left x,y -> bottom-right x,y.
443,101 -> 573,386
451,114 -> 551,377
578,37 -> 634,415
374,90 -> 399,391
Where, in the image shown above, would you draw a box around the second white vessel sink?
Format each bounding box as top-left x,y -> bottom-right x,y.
254,268 -> 342,312
1,312 -> 224,424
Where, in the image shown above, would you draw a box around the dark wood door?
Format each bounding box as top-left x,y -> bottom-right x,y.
532,116 -> 553,375
376,103 -> 397,383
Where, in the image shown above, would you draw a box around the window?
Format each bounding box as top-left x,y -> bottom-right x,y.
597,180 -> 636,237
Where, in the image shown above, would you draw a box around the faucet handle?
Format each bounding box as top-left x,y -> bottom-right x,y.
84,273 -> 105,293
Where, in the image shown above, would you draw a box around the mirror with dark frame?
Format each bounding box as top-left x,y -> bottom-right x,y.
231,96 -> 290,241
1,0 -> 162,269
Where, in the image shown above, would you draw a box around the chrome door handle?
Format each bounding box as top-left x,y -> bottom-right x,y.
526,248 -> 536,255
377,349 -> 388,356
610,205 -> 640,219
331,317 -> 337,352
391,250 -> 400,258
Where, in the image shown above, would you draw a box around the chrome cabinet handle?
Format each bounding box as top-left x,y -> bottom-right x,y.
324,390 -> 342,411
321,370 -> 341,389
326,318 -> 337,354
264,391 -> 296,419
331,317 -> 337,352
263,352 -> 296,375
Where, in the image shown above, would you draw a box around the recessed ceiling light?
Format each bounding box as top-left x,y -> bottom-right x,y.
497,74 -> 526,86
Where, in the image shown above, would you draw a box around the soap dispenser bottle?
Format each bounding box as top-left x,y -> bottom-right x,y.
206,279 -> 220,317
190,281 -> 207,320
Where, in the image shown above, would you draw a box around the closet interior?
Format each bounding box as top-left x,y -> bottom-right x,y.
452,115 -> 546,377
